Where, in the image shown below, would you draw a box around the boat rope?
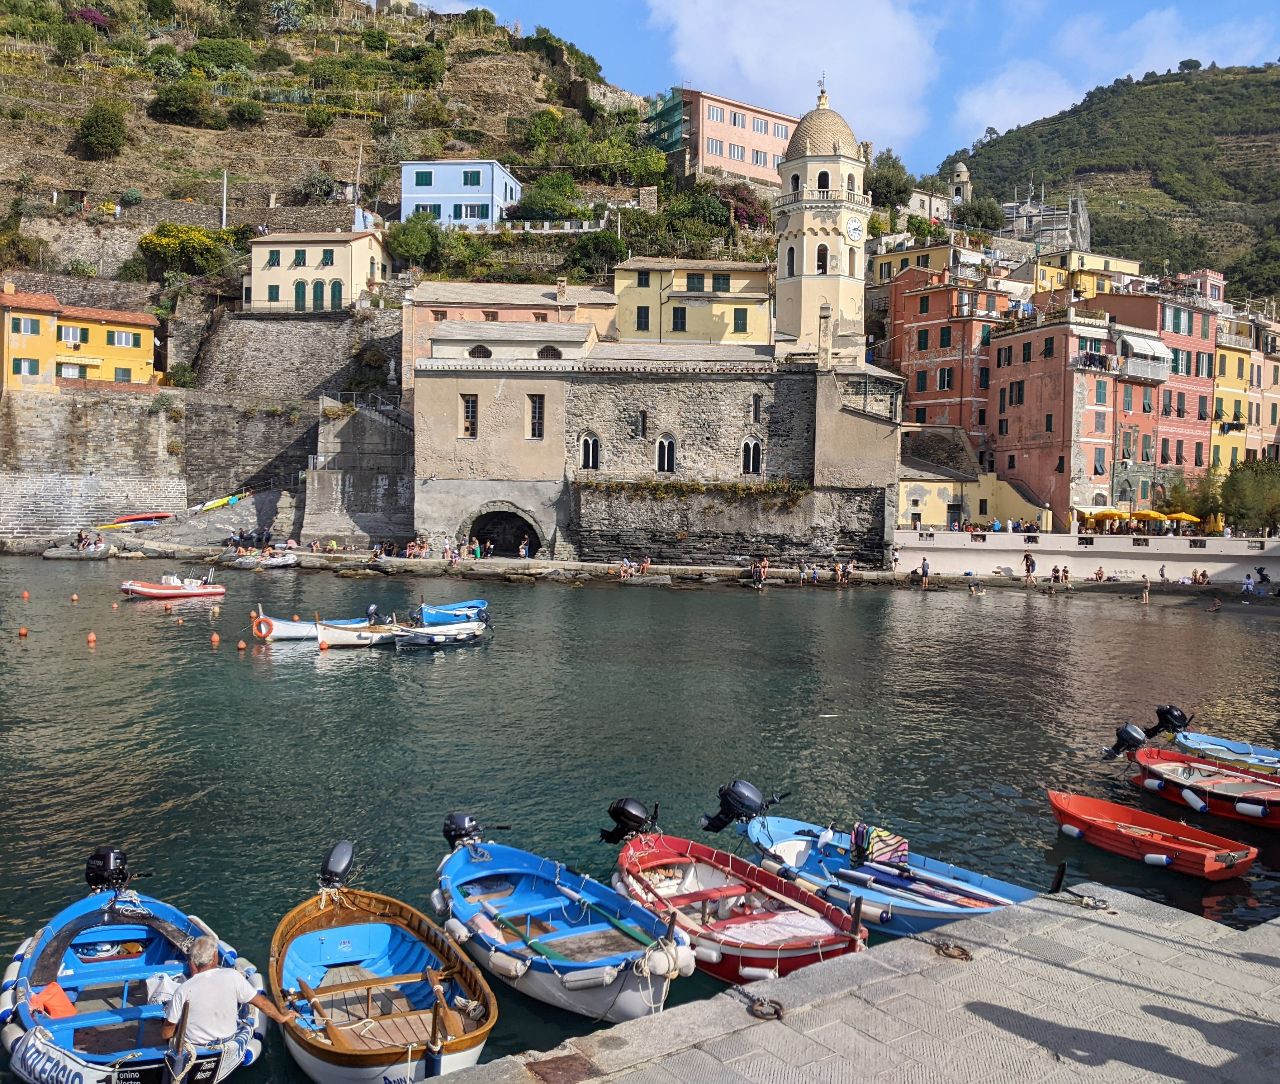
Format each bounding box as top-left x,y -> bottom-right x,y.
728,984 -> 783,1021
902,932 -> 973,961
1046,886 -> 1109,911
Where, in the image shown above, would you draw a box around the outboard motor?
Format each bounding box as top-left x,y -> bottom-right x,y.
1151,704 -> 1190,737
600,798 -> 657,844
699,780 -> 768,833
1103,704 -> 1192,759
319,841 -> 354,889
85,846 -> 130,892
1102,722 -> 1150,761
1256,567 -> 1271,584
443,812 -> 482,850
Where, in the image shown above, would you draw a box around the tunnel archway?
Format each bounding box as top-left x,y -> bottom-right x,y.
462,503 -> 545,557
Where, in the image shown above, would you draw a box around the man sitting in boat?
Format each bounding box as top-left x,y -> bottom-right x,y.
162,935 -> 295,1046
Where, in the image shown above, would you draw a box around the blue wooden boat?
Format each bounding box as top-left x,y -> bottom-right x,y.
0,848 -> 264,1084
741,815 -> 1038,937
1173,731 -> 1280,775
418,600 -> 489,625
434,816 -> 694,1023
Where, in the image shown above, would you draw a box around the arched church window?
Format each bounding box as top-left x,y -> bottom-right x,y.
817,170 -> 830,192
786,246 -> 795,278
468,345 -> 492,358
537,345 -> 562,359
790,174 -> 800,193
742,438 -> 761,475
656,435 -> 675,474
847,173 -> 857,194
580,433 -> 599,470
816,244 -> 829,275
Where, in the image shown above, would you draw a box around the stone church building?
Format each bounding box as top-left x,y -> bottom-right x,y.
405,92 -> 904,564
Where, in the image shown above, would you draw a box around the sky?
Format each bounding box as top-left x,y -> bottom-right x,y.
424,0 -> 1280,178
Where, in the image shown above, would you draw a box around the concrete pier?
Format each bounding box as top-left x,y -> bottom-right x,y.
468,886 -> 1280,1082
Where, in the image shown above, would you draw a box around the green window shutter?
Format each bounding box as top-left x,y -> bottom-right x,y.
453,204 -> 463,220
268,285 -> 280,302
9,317 -> 17,334
733,308 -> 747,333
10,358 -> 18,375
133,332 -> 142,348
476,204 -> 489,219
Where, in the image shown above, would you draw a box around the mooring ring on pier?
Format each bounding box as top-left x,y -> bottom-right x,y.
747,996 -> 784,1021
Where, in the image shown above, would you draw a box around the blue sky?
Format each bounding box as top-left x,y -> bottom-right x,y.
430,0 -> 1280,179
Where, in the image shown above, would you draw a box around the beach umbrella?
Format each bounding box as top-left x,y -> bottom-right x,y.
1132,510 -> 1167,521
1090,510 -> 1125,520
1166,511 -> 1201,523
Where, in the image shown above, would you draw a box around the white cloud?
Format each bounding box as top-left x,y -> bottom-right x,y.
952,6 -> 1280,145
645,0 -> 943,155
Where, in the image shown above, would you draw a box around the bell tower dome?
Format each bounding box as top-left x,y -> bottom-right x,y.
774,88 -> 871,354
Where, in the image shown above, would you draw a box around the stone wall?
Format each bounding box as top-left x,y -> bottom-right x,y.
195,309 -> 401,401
3,269 -> 158,311
303,469 -> 414,546
572,484 -> 888,566
21,217 -> 152,278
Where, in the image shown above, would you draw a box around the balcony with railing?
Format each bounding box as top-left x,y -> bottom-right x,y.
774,187 -> 873,211
1216,328 -> 1253,350
1119,356 -> 1168,385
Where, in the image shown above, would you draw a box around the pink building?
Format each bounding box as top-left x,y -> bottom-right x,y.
651,88 -> 799,187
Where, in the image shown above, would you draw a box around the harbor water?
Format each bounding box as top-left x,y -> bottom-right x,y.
1,556 -> 1278,1076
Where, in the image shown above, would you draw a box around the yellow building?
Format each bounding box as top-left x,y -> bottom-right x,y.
1025,248 -> 1142,302
242,230 -> 389,313
899,456 -> 1051,530
868,242 -> 956,287
1212,316 -> 1253,469
612,258 -> 772,344
3,282 -> 158,393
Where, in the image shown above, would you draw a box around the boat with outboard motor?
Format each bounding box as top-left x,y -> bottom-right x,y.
0,848 -> 264,1084
1047,790 -> 1257,881
435,815 -> 695,1023
393,620 -> 490,649
1104,704 -> 1280,776
268,842 -> 496,1082
251,607 -> 368,643
701,781 -> 1037,938
120,574 -> 225,600
419,600 -> 488,623
602,799 -> 867,984
1127,748 -> 1280,826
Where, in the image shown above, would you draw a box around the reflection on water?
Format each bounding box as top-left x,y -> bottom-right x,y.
1,559 -> 1278,1069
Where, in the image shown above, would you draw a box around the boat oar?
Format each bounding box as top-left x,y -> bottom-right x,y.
481,901 -> 571,962
863,861 -> 1016,907
296,979 -> 355,1051
426,967 -> 465,1040
555,884 -> 654,947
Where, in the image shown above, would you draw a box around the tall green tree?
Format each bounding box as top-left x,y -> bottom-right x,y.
78,100 -> 128,159
864,149 -> 913,210
386,212 -> 442,268
952,196 -> 1003,231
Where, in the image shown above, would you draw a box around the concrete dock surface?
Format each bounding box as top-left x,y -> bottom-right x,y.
469,883 -> 1280,1083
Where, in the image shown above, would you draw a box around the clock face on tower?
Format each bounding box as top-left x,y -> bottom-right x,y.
845,218 -> 863,242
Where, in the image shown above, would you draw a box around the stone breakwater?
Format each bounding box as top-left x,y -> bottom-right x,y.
467,884 -> 1280,1083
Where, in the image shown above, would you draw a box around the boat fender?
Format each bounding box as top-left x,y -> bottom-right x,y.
244,1034 -> 263,1065
1,961 -> 18,991
14,938 -> 31,962
445,918 -> 471,944
1235,802 -> 1267,818
1143,854 -> 1174,866
1181,788 -> 1209,813
611,873 -> 630,897
560,965 -> 618,991
0,988 -> 14,1026
738,966 -> 778,982
639,942 -> 681,978
1,1022 -> 23,1054
694,944 -> 723,965
431,889 -> 447,915
675,944 -> 697,978
1060,824 -> 1085,839
1142,778 -> 1165,793
759,858 -> 783,876
487,951 -> 529,980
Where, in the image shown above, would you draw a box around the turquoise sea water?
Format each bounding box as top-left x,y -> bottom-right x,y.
1,557 -> 1278,1073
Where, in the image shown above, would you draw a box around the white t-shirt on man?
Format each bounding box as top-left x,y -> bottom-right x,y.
164,967 -> 257,1046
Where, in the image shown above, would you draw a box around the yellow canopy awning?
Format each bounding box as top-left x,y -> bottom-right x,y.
1132,510 -> 1167,521
1167,511 -> 1201,523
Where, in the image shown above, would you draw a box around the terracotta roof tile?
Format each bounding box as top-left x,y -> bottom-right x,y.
1,290 -> 61,314
60,305 -> 160,328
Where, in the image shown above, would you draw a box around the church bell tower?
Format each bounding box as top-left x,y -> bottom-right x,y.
773,88 -> 872,356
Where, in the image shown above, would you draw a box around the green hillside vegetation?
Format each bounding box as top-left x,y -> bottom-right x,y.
0,1 -> 772,287
938,64 -> 1280,298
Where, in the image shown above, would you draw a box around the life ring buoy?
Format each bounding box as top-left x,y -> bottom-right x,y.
251,616 -> 274,641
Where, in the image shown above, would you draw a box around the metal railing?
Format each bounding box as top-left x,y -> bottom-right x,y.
774,188 -> 873,211
1123,356 -> 1168,384
1216,329 -> 1252,350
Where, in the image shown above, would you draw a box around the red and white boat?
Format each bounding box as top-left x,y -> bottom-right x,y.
1048,790 -> 1257,881
120,574 -> 226,599
615,833 -> 865,983
1129,748 -> 1280,827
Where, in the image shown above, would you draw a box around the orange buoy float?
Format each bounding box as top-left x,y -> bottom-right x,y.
318,641 -> 330,651
71,593 -> 79,603
164,603 -> 173,613
86,632 -> 97,644
237,640 -> 247,651
21,590 -> 29,601
211,632 -> 221,645
249,610 -> 257,619
18,627 -> 28,638
292,614 -> 300,622
111,602 -> 119,610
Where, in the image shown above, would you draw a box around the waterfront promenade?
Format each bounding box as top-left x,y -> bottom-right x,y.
470,885 -> 1280,1082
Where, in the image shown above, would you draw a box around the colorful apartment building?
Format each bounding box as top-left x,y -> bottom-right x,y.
612,258 -> 772,345
884,266 -> 1012,439
399,160 -> 521,226
2,281 -> 158,394
1020,248 -> 1143,304
647,88 -> 798,186
242,231 -> 389,313
1213,312 -> 1253,470
1258,317 -> 1280,460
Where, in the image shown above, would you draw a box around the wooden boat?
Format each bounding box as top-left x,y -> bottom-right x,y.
435,820 -> 694,1023
252,608 -> 367,644
1129,747 -> 1280,826
0,848 -> 263,1084
1173,731 -> 1280,775
393,622 -> 490,648
419,600 -> 488,624
120,574 -> 225,600
314,620 -> 398,648
615,833 -> 865,984
269,843 -> 496,1081
741,815 -> 1036,937
1047,790 -> 1257,881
